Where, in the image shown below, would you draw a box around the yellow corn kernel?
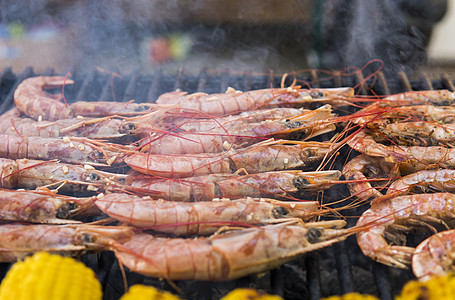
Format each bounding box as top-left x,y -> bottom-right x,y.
321,292 -> 379,300
0,252 -> 102,300
120,284 -> 181,300
221,288 -> 283,300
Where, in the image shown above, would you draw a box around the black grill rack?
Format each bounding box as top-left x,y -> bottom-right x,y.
0,66 -> 454,300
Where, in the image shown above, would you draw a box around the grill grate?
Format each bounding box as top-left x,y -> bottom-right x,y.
0,66 -> 454,299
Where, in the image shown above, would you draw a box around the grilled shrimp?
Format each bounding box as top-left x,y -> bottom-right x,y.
381,90 -> 455,106
125,140 -> 333,178
0,189 -> 98,224
356,193 -> 455,269
14,76 -> 158,121
412,229 -> 455,281
0,134 -> 125,166
0,116 -> 136,140
374,122 -> 455,147
138,106 -> 336,155
155,86 -> 354,115
347,130 -> 455,174
95,193 -> 320,235
342,154 -> 400,202
0,158 -> 126,193
0,223 -> 133,262
387,169 -> 455,195
113,220 -> 349,281
120,170 -> 340,201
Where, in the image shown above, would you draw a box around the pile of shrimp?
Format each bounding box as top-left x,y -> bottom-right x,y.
0,75 -> 363,285
3,74 -> 454,292
341,89 -> 455,281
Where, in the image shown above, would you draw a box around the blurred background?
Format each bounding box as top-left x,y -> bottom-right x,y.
0,0 -> 452,76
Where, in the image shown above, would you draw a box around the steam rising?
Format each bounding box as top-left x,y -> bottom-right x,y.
0,0 -> 447,75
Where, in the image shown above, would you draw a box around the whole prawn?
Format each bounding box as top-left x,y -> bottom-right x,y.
0,189 -> 98,224
0,134 -> 125,166
95,193 -> 321,235
347,130 -> 455,174
120,170 -> 341,201
387,169 -> 455,195
137,106 -> 336,155
412,229 -> 455,281
0,115 -> 136,140
0,158 -> 126,193
113,220 -> 350,281
155,86 -> 354,115
373,122 -> 455,147
0,223 -> 133,262
356,193 -> 455,269
125,139 -> 333,178
13,76 -> 158,121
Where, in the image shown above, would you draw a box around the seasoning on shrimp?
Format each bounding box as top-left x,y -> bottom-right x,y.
124,140 -> 333,178
0,134 -> 126,166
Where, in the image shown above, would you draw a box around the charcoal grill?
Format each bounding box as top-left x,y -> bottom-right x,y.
0,66 -> 454,300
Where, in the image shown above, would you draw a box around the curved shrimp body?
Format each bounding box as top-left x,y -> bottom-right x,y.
0,223 -> 133,262
95,193 -> 320,235
0,134 -> 124,166
412,229 -> 455,281
0,116 -> 133,140
155,87 -> 354,115
382,90 -> 455,106
374,122 -> 455,147
356,193 -> 455,269
125,140 -> 332,178
216,170 -> 341,199
14,76 -> 74,121
0,189 -> 97,224
347,131 -> 455,174
14,76 -> 159,120
387,169 -> 455,195
0,158 -> 126,193
342,154 -> 400,202
113,220 -> 348,281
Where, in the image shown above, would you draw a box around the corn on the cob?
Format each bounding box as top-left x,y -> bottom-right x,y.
221,288 -> 283,300
120,284 -> 181,300
0,252 -> 102,300
396,274 -> 455,300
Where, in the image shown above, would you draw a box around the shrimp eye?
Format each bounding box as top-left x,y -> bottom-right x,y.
136,105 -> 149,112
310,91 -> 324,98
83,234 -> 92,243
126,123 -> 136,130
273,206 -> 289,218
285,121 -> 302,129
293,176 -> 309,190
306,227 -> 322,243
88,173 -> 100,181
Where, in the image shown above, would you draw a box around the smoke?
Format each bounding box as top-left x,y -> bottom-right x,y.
319,0 -> 447,76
